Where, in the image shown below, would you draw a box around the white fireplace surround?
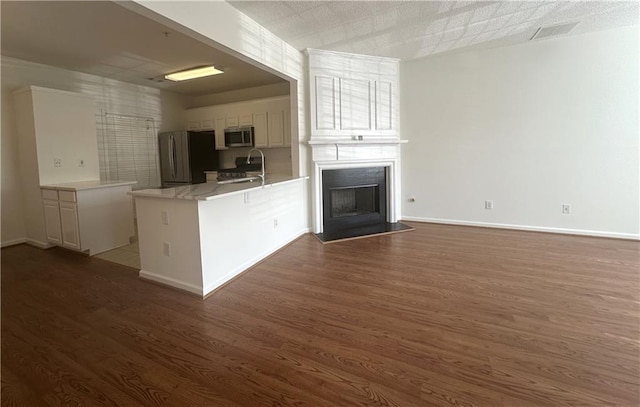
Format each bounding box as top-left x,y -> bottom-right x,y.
309,139 -> 407,234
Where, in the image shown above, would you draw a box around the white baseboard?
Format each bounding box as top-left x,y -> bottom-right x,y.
138,269 -> 204,296
1,238 -> 27,248
25,239 -> 55,249
203,228 -> 310,297
401,216 -> 640,241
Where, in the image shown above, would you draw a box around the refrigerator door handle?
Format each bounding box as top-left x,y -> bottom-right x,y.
171,136 -> 178,179
168,135 -> 174,180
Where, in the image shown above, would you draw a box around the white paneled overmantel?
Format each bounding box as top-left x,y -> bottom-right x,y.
307,49 -> 399,139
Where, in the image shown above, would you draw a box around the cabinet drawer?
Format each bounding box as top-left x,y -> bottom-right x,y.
58,190 -> 77,202
41,189 -> 58,200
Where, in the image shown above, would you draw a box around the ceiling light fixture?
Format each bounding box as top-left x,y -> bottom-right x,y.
164,65 -> 224,81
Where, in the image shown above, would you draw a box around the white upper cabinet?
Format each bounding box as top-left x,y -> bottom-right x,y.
253,112 -> 268,148
186,106 -> 215,131
307,49 -> 399,139
225,115 -> 239,128
239,113 -> 253,126
187,96 -> 290,150
214,117 -> 227,150
268,109 -> 285,147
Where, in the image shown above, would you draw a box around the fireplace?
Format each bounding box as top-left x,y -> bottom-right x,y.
322,167 -> 387,234
309,139 -> 411,242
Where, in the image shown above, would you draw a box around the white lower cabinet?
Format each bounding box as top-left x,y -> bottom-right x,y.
42,188 -> 82,250
40,184 -> 135,255
59,202 -> 80,250
43,199 -> 62,244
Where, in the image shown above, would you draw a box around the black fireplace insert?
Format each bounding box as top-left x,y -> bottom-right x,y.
322,167 -> 387,234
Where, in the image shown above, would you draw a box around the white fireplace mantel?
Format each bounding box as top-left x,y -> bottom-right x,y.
309,139 -> 407,234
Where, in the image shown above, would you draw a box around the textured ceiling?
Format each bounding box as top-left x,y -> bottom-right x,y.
228,1 -> 639,60
1,1 -> 287,96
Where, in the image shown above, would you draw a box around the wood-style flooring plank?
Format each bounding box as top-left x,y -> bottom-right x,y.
2,222 -> 639,407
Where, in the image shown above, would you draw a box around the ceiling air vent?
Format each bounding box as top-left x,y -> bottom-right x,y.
530,22 -> 579,40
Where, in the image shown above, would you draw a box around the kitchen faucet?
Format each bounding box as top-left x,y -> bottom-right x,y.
246,148 -> 265,182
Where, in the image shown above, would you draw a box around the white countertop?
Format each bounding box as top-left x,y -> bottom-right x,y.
41,180 -> 137,191
130,175 -> 308,201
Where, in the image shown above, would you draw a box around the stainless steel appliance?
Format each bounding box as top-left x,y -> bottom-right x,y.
217,155 -> 265,183
158,131 -> 220,187
224,126 -> 254,148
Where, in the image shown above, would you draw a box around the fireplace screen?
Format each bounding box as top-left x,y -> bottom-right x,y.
322,167 -> 387,234
330,185 -> 379,218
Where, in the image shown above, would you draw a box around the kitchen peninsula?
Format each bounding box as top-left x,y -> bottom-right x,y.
130,176 -> 309,297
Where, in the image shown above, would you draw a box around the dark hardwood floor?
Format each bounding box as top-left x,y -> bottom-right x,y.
2,222 -> 639,407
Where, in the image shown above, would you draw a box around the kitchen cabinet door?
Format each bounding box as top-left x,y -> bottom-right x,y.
200,118 -> 214,130
59,202 -> 80,250
253,112 -> 268,148
239,113 -> 253,126
225,115 -> 239,128
43,199 -> 62,244
267,110 -> 285,147
214,117 -> 226,150
187,120 -> 201,131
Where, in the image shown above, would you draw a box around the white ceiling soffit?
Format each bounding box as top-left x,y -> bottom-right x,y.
530,22 -> 580,40
228,1 -> 640,60
0,1 -> 287,96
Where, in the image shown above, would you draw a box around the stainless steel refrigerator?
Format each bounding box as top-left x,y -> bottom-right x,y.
158,131 -> 220,187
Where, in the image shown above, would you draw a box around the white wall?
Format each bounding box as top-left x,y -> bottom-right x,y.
1,82 -> 27,245
27,87 -> 100,185
0,57 -> 189,246
189,82 -> 290,108
401,26 -> 639,239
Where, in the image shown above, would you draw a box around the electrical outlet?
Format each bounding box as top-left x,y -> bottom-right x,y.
163,242 -> 171,257
53,158 -> 62,167
273,218 -> 279,228
485,200 -> 494,210
161,211 -> 169,225
562,204 -> 571,214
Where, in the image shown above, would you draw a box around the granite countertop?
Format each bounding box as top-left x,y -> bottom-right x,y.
41,180 -> 137,191
130,175 -> 308,201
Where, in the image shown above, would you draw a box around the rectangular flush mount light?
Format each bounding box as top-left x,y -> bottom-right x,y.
164,65 -> 223,81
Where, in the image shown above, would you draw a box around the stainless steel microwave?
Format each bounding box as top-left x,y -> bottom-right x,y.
224,126 -> 254,148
